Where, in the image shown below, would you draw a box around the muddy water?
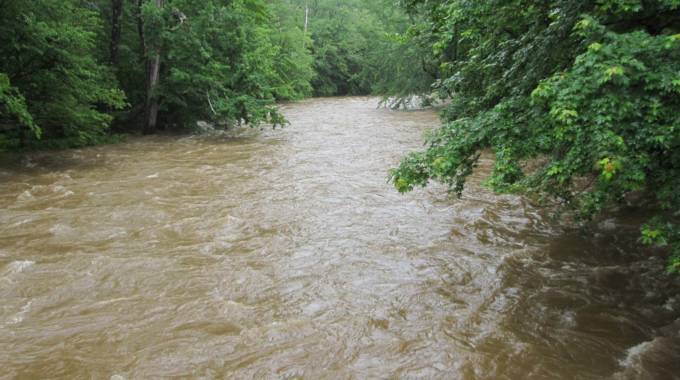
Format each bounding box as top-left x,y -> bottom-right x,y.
1,97 -> 679,379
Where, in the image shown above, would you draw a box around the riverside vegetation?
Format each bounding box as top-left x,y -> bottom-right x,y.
0,0 -> 415,147
388,0 -> 680,272
1,0 -> 680,271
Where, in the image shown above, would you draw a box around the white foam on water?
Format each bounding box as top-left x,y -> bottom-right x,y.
16,190 -> 33,201
9,218 -> 34,228
619,339 -> 655,368
559,311 -> 577,329
4,260 -> 35,274
7,301 -> 32,325
49,223 -> 76,237
51,185 -> 74,197
22,158 -> 36,168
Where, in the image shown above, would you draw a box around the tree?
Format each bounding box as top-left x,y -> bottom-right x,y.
142,0 -> 164,134
390,0 -> 680,271
297,0 -> 415,97
0,0 -> 323,147
0,0 -> 419,145
110,0 -> 124,66
0,0 -> 126,149
268,1 -> 315,100
119,0 -> 311,129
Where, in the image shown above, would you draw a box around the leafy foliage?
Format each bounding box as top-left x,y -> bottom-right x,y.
269,2 -> 316,100
113,0 -> 314,129
390,0 -> 680,271
0,0 -> 126,149
0,0 -> 421,143
150,0 -> 288,127
0,73 -> 38,142
0,0 -> 321,146
297,0 -> 429,98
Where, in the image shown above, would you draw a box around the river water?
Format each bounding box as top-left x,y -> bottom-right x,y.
1,97 -> 679,379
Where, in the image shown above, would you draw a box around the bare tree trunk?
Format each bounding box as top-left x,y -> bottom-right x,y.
144,0 -> 163,134
110,0 -> 123,67
145,53 -> 161,133
303,3 -> 309,48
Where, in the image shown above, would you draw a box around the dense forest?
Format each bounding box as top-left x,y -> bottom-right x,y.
0,0 -> 420,149
1,0 -> 679,270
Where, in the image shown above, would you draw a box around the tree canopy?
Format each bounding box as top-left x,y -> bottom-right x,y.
0,0 -> 126,148
0,0 -> 421,147
389,0 -> 680,271
0,0 -> 321,148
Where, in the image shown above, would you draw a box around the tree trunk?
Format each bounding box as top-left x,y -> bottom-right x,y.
137,0 -> 146,60
109,0 -> 123,67
145,52 -> 161,133
143,0 -> 163,134
303,3 -> 308,48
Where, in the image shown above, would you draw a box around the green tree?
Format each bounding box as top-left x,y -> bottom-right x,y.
268,1 -> 315,100
390,0 -> 680,271
297,0 -> 417,97
0,0 -> 318,146
0,0 -> 126,149
110,0 -> 312,130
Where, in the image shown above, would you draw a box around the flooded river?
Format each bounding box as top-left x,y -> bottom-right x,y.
1,98 -> 679,379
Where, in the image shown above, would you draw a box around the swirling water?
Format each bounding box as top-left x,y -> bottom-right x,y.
0,98 -> 678,379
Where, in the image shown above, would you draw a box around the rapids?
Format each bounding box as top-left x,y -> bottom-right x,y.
1,98 -> 678,379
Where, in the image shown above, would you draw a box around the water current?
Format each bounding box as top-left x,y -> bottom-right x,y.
1,98 -> 679,379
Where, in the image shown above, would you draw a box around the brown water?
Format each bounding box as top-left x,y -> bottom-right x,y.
1,97 -> 679,379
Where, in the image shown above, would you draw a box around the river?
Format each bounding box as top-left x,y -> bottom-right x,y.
1,97 -> 679,379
